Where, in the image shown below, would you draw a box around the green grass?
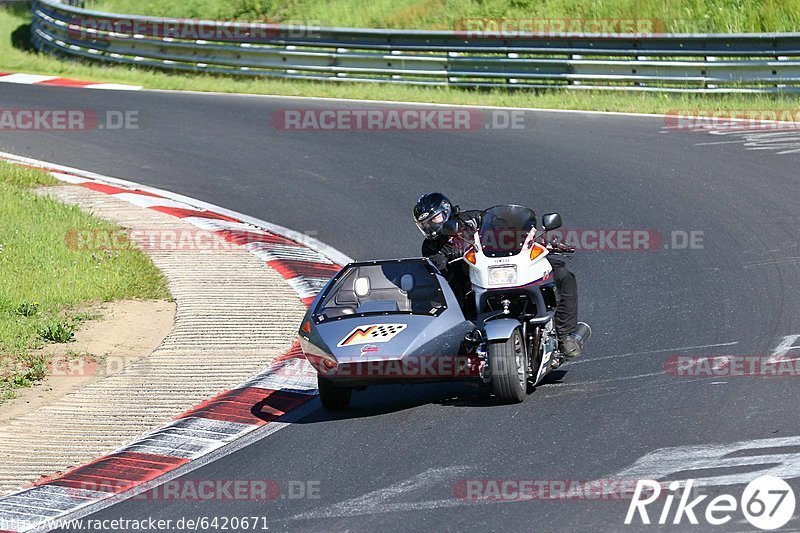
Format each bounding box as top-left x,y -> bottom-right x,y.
88,0 -> 800,33
2,5 -> 800,115
0,162 -> 170,401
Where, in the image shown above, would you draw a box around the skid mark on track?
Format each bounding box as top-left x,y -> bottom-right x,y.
570,341 -> 739,366
541,376 -> 710,402
744,257 -> 800,268
546,371 -> 666,388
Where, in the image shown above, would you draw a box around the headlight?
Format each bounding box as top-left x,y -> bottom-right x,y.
488,265 -> 517,286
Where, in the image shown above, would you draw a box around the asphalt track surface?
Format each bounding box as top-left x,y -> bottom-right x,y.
2,84 -> 800,532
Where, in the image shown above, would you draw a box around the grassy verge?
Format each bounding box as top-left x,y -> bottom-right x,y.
0,162 -> 170,401
3,6 -> 800,114
88,0 -> 800,33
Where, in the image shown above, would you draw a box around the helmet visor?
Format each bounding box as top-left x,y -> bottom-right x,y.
416,211 -> 447,238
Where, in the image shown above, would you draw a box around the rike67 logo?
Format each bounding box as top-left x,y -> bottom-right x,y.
626,476 -> 796,530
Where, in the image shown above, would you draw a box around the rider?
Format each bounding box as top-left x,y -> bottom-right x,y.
413,192 -> 582,358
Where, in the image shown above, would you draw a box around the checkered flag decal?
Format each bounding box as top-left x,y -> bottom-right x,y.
373,324 -> 405,338
338,323 -> 408,346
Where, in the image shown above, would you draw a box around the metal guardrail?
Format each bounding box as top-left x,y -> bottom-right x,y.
29,0 -> 800,93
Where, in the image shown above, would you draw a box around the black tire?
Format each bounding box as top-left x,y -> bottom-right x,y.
489,328 -> 527,404
318,376 -> 351,410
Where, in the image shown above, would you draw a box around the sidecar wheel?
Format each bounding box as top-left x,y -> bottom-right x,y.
318,376 -> 352,410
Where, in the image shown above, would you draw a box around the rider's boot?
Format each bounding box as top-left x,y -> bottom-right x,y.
559,334 -> 582,359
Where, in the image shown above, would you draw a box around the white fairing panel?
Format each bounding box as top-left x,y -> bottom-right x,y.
467,227 -> 553,290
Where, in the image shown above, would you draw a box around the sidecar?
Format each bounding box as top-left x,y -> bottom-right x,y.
297,258 -> 477,409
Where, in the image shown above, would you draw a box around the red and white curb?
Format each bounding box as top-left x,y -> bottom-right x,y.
0,72 -> 141,91
0,151 -> 350,533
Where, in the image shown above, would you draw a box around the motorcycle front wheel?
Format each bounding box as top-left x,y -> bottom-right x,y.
489,328 -> 527,404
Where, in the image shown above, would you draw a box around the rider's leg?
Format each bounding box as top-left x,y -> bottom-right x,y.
548,258 -> 581,357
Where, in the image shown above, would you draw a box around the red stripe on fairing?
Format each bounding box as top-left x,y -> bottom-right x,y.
37,77 -> 92,87
268,259 -> 340,280
178,387 -> 311,426
301,296 -> 316,307
214,228 -> 297,247
41,452 -> 189,494
150,206 -> 241,223
80,181 -> 163,197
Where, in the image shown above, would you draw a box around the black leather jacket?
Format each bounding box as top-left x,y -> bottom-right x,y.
421,209 -> 482,273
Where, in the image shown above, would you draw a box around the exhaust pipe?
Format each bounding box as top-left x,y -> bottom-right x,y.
573,322 -> 592,347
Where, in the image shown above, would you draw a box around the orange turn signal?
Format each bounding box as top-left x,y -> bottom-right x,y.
300,320 -> 312,334
465,246 -> 477,264
529,243 -> 546,260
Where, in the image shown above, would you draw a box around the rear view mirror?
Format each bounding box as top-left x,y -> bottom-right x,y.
542,213 -> 562,231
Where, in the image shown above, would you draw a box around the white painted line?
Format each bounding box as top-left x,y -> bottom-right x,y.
285,276 -> 332,299
290,466 -> 473,520
695,140 -> 749,145
181,217 -> 268,235
768,334 -> 800,363
48,172 -> 90,184
245,242 -> 334,264
87,83 -> 143,90
0,73 -> 58,84
142,87 -> 673,120
241,357 -> 318,394
112,192 -> 196,210
601,435 -> 800,490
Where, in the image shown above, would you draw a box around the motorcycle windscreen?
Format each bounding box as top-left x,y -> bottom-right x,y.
478,204 -> 537,257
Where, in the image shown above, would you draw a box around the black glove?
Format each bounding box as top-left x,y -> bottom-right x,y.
540,234 -> 575,253
429,253 -> 448,271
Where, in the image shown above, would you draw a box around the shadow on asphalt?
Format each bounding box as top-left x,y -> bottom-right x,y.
269,369 -> 571,423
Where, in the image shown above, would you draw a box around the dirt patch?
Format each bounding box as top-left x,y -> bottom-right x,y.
0,300 -> 175,423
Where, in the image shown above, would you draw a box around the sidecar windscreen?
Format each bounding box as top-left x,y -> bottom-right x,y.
315,260 -> 446,320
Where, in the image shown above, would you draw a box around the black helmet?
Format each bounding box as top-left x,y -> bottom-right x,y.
413,192 -> 452,239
